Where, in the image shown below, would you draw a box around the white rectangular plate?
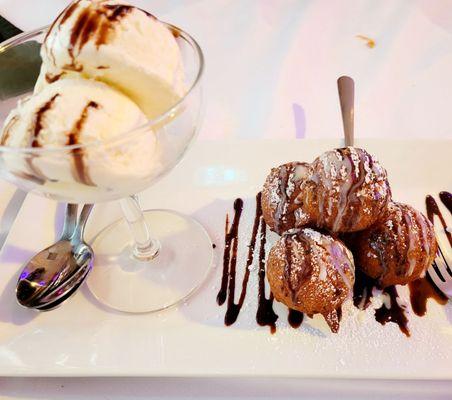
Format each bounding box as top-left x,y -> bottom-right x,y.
0,139 -> 451,378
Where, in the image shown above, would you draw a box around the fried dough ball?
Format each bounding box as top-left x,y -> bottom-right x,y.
303,147 -> 391,233
353,202 -> 437,287
267,228 -> 355,332
262,162 -> 313,234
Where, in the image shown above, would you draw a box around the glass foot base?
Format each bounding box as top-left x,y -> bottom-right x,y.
87,210 -> 214,313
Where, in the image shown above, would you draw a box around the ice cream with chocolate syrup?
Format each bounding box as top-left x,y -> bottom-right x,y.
36,0 -> 185,119
0,0 -> 186,200
1,78 -> 157,196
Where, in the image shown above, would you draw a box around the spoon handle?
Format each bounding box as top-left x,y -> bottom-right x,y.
61,204 -> 78,240
337,76 -> 355,147
72,204 -> 94,243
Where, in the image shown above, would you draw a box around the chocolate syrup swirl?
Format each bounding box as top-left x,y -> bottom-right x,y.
256,218 -> 278,333
439,191 -> 452,213
104,5 -> 134,21
67,101 -> 99,186
45,72 -> 64,84
31,94 -> 60,148
407,191 -> 451,315
222,195 -> 260,325
47,2 -> 131,71
217,198 -> 244,307
23,94 -> 61,183
426,193 -> 451,279
426,194 -> 452,246
408,274 -> 447,317
219,194 -> 282,333
45,1 -> 79,42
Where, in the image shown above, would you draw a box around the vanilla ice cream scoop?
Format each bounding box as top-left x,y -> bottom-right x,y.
36,0 -> 185,119
1,78 -> 157,189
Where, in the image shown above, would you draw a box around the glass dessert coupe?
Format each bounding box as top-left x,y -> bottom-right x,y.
0,25 -> 212,313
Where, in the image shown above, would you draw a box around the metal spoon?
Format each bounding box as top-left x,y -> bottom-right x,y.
337,76 -> 355,146
32,204 -> 94,310
16,204 -> 94,309
16,203 -> 78,306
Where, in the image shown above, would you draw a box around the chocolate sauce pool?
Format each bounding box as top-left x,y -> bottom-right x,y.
288,309 -> 304,328
409,274 -> 447,317
353,269 -> 410,336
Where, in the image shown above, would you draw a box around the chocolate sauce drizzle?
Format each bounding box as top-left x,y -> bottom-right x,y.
217,198 -> 243,307
22,94 -> 61,183
426,193 -> 451,280
67,101 -> 99,186
45,72 -> 64,84
31,94 -> 60,148
353,269 -> 410,336
426,194 -> 452,246
407,191 -> 451,314
375,286 -> 410,337
288,309 -> 304,328
408,274 -> 447,317
439,191 -> 452,213
44,1 -> 79,42
218,193 -> 281,333
256,217 -> 278,333
353,268 -> 376,310
218,196 -> 251,324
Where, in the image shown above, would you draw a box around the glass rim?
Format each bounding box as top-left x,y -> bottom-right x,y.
0,22 -> 204,155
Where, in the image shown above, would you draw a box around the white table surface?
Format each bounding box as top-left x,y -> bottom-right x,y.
0,0 -> 451,398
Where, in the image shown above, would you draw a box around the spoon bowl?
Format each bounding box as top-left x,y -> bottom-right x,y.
16,204 -> 94,309
33,254 -> 93,311
15,240 -> 74,306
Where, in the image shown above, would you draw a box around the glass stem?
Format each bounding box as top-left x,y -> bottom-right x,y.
120,195 -> 160,261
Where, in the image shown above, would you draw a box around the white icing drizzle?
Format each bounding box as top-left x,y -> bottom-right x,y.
331,242 -> 355,291
273,165 -> 289,232
332,149 -> 358,231
265,162 -> 311,233
294,208 -> 309,227
278,228 -> 355,294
